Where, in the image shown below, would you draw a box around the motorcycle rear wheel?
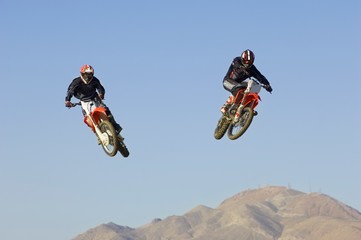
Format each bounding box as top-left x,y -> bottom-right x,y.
227,107 -> 254,140
117,135 -> 130,158
214,115 -> 231,140
99,120 -> 118,157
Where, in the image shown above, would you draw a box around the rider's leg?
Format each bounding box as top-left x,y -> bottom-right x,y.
98,101 -> 123,134
105,110 -> 122,133
108,114 -> 122,133
81,103 -> 101,144
220,95 -> 234,114
221,78 -> 240,114
107,111 -> 122,134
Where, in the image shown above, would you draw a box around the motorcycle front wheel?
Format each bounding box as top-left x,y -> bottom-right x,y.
99,120 -> 118,157
214,115 -> 231,140
227,107 -> 254,140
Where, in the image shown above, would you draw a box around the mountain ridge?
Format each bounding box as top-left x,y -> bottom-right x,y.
73,186 -> 361,240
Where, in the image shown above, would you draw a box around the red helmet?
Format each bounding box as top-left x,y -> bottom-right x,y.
241,49 -> 255,68
80,64 -> 94,84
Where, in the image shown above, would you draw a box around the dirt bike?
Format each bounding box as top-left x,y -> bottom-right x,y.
69,100 -> 129,158
214,78 -> 268,140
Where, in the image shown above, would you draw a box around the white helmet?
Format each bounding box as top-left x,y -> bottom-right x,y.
80,64 -> 94,84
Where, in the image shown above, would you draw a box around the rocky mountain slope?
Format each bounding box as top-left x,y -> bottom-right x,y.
73,186 -> 361,240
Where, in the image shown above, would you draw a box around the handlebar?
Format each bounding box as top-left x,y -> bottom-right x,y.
67,102 -> 81,108
67,98 -> 105,108
249,77 -> 272,94
249,77 -> 263,87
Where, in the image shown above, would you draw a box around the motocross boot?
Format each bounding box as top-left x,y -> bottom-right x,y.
108,114 -> 123,134
220,95 -> 234,115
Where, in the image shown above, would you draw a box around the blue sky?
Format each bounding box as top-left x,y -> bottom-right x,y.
1,1 -> 360,240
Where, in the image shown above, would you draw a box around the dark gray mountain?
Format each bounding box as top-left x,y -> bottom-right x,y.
73,186 -> 361,240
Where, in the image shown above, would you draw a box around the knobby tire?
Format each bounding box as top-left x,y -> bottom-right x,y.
227,107 -> 254,140
117,135 -> 130,158
214,116 -> 230,140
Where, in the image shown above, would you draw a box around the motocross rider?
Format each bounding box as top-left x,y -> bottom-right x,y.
221,49 -> 273,114
65,64 -> 123,134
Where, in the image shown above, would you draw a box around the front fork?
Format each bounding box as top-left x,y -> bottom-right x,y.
234,95 -> 256,123
234,105 -> 244,123
234,91 -> 248,123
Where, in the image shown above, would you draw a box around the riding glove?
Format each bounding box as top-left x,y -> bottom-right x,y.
265,85 -> 273,93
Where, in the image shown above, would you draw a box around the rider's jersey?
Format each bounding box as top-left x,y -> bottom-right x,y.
224,57 -> 270,86
65,76 -> 105,102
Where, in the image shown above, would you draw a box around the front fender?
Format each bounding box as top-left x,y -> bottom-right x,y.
90,107 -> 108,124
244,93 -> 260,109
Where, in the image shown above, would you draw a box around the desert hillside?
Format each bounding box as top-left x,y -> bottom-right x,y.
73,186 -> 361,240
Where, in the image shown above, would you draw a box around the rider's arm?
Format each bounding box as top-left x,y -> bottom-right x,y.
65,78 -> 79,102
94,77 -> 105,98
249,65 -> 270,86
223,57 -> 242,81
250,65 -> 273,93
223,64 -> 234,80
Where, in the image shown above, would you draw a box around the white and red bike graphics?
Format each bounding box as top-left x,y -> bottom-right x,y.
70,100 -> 129,157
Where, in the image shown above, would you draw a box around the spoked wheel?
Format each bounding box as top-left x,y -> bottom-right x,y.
117,134 -> 129,158
227,107 -> 254,140
99,120 -> 118,157
214,115 -> 231,140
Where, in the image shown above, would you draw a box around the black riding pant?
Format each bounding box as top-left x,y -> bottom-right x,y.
223,78 -> 247,96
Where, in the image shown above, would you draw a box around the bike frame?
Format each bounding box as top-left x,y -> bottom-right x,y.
234,79 -> 262,116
